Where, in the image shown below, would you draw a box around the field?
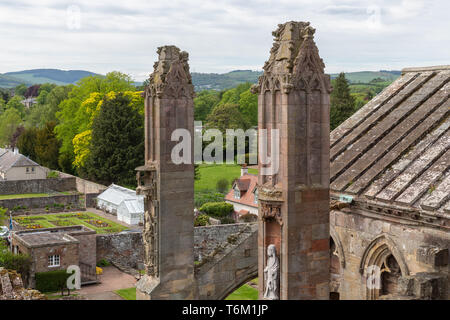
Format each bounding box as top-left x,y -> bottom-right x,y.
195,164 -> 257,192
13,212 -> 128,234
0,192 -> 76,200
225,281 -> 258,300
115,287 -> 136,300
0,193 -> 50,200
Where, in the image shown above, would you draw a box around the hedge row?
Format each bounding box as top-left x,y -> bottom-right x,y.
199,202 -> 234,218
35,270 -> 71,293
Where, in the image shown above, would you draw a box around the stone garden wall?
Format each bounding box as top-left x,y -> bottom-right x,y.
95,223 -> 258,271
0,177 -> 76,195
0,194 -> 80,211
194,223 -> 254,261
96,231 -> 144,269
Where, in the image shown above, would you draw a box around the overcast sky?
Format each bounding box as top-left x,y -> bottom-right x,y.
0,0 -> 449,81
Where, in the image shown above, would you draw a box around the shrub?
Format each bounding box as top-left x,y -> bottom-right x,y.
194,191 -> 224,208
194,214 -> 209,227
35,270 -> 71,293
0,251 -> 32,285
216,178 -> 229,193
199,202 -> 234,218
97,259 -> 111,267
220,216 -> 235,225
47,171 -> 60,179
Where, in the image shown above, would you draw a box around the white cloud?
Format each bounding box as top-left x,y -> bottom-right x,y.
0,0 -> 448,81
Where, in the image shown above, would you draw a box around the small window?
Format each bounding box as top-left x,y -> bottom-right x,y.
48,255 -> 60,267
234,187 -> 240,199
26,167 -> 29,173
254,189 -> 258,204
31,167 -> 35,173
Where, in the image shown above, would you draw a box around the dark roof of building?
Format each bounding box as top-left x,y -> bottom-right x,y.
0,149 -> 40,172
13,226 -> 95,248
330,65 -> 450,214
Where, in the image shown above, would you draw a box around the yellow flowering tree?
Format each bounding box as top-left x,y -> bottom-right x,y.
72,91 -> 143,171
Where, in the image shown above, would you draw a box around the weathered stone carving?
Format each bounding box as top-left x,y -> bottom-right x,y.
145,45 -> 194,99
136,166 -> 159,277
256,21 -> 331,300
260,201 -> 283,226
251,21 -> 331,95
263,244 -> 279,300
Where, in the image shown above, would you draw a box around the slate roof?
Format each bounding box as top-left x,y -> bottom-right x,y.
97,184 -> 144,207
0,149 -> 40,172
330,65 -> 450,214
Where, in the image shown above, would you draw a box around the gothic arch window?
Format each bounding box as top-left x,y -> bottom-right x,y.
359,235 -> 409,300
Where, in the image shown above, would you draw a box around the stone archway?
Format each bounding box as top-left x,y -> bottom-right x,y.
330,229 -> 345,300
359,235 -> 409,300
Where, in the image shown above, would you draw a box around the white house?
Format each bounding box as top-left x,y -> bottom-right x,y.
96,184 -> 144,225
224,165 -> 258,219
0,148 -> 47,181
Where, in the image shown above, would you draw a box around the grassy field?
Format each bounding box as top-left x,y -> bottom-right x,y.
0,193 -> 51,200
225,283 -> 258,300
14,212 -> 128,234
195,164 -> 257,192
115,287 -> 136,300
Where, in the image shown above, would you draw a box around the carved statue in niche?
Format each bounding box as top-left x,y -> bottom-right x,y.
264,244 -> 280,300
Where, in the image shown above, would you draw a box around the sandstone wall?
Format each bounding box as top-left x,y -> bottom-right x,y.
195,223 -> 258,300
194,223 -> 253,261
0,194 -> 80,211
331,208 -> 449,300
96,231 -> 144,269
0,177 -> 76,195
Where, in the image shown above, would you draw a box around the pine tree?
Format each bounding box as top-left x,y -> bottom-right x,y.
330,72 -> 355,130
85,93 -> 144,186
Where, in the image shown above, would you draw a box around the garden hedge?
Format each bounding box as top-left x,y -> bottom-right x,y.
35,269 -> 72,293
199,202 -> 234,218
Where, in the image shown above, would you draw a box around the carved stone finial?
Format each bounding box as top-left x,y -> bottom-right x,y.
302,25 -> 315,39
255,21 -> 330,94
145,45 -> 194,99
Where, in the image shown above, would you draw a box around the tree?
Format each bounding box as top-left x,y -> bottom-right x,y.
35,122 -> 61,170
238,89 -> 258,127
17,127 -> 38,161
55,72 -> 136,173
14,84 -> 27,97
10,125 -> 25,149
5,96 -> 25,118
194,90 -> 220,122
206,103 -> 250,133
330,73 -> 355,130
0,108 -> 22,147
84,93 -> 144,186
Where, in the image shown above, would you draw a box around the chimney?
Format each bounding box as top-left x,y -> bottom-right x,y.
13,147 -> 19,155
241,164 -> 248,176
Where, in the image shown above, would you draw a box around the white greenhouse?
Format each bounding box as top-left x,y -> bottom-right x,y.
96,184 -> 144,225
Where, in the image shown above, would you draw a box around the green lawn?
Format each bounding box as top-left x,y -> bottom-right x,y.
225,283 -> 258,300
195,164 -> 257,192
0,193 -> 51,200
115,287 -> 136,300
14,212 -> 128,234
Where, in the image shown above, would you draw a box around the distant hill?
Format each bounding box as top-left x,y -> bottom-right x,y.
0,68 -> 401,90
191,70 -> 262,91
191,69 -> 400,91
0,69 -> 99,88
330,70 -> 401,83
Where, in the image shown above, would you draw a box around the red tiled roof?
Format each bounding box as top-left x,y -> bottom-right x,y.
225,173 -> 258,208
